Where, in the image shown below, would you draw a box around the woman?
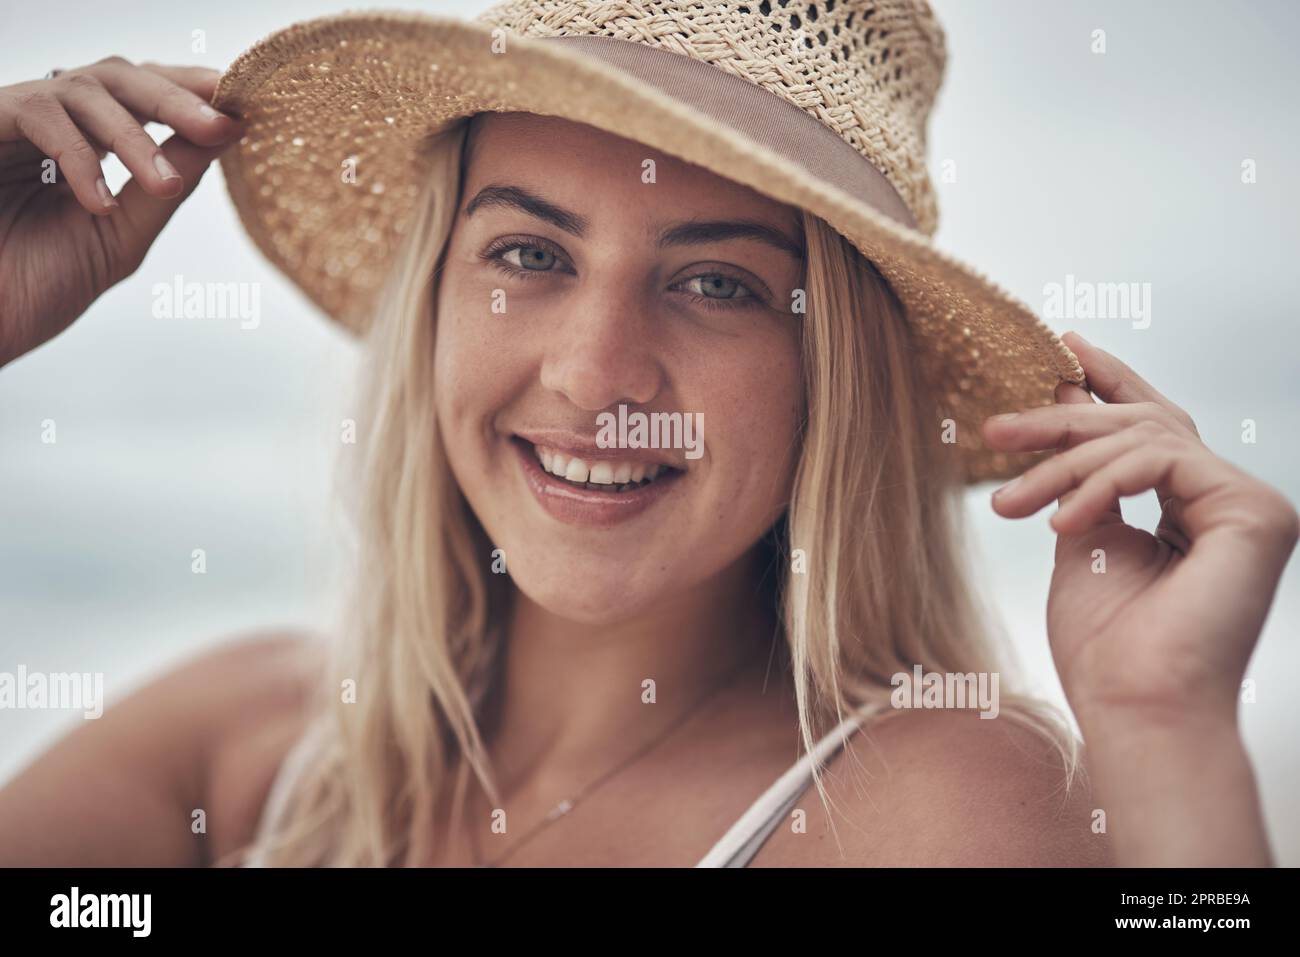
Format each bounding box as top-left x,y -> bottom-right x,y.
0,2 -> 1294,868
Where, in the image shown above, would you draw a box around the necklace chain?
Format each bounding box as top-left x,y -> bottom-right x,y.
473,653 -> 756,868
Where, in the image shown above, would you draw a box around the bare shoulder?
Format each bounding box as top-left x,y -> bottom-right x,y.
751,705 -> 1114,867
0,628 -> 325,866
147,629 -> 324,728
199,630 -> 327,861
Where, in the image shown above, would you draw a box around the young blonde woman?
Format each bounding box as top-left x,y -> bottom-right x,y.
1,2 -> 1295,868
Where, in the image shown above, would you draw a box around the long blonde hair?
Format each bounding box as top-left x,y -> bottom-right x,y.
229,115 -> 1081,867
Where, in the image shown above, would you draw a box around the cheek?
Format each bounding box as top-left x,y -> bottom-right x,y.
434,316 -> 498,497
432,305 -> 473,432
433,276 -> 523,439
698,329 -> 804,509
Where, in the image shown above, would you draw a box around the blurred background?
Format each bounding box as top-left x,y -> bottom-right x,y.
2,0 -> 1297,861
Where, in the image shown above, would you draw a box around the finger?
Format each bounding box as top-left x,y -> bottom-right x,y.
1060,331 -> 1199,436
992,422 -> 1160,521
1155,497 -> 1192,554
3,91 -> 115,214
107,133 -> 227,271
83,58 -> 238,147
0,140 -> 89,212
57,73 -> 184,198
1051,437 -> 1234,539
1050,381 -> 1120,518
981,400 -> 1194,454
0,136 -> 105,171
137,63 -> 222,102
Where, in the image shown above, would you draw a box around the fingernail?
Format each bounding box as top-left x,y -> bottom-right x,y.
989,412 -> 1019,422
95,177 -> 117,208
198,103 -> 223,121
154,153 -> 181,181
993,476 -> 1021,498
1069,331 -> 1091,347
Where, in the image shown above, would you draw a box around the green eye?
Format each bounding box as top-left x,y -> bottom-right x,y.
503,245 -> 557,271
480,239 -> 766,313
690,274 -> 745,299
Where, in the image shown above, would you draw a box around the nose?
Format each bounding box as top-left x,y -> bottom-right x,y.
538,280 -> 664,411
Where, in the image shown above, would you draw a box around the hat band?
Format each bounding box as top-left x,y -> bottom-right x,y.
538,34 -> 918,232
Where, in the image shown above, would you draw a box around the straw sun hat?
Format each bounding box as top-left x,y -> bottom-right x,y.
213,0 -> 1087,483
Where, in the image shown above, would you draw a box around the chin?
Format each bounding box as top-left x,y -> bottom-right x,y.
505,555 -> 680,627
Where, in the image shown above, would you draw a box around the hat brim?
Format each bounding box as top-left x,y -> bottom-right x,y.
214,11 -> 1086,483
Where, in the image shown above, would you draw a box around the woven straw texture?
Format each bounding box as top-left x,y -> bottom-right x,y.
480,0 -> 946,234
213,0 -> 1086,483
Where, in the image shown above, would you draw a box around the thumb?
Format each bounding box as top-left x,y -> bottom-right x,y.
108,133 -> 232,275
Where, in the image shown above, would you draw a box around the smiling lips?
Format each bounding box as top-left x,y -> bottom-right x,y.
532,443 -> 670,493
511,436 -> 685,527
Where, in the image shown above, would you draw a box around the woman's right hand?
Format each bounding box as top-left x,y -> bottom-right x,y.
0,57 -> 242,367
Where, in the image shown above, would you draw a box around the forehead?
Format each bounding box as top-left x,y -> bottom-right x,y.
461,111 -> 800,230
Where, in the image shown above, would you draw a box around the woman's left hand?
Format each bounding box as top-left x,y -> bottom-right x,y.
981,331 -> 1299,727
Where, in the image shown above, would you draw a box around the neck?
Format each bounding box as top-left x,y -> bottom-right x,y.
484,546 -> 781,798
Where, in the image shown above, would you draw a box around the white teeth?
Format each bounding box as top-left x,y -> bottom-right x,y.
529,442 -> 673,491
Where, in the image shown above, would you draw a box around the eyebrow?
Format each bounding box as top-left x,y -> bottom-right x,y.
464,184 -> 805,261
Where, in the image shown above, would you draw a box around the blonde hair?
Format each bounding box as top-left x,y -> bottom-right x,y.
228,115 -> 1081,867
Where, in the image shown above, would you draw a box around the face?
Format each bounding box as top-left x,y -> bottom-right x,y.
434,112 -> 806,625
